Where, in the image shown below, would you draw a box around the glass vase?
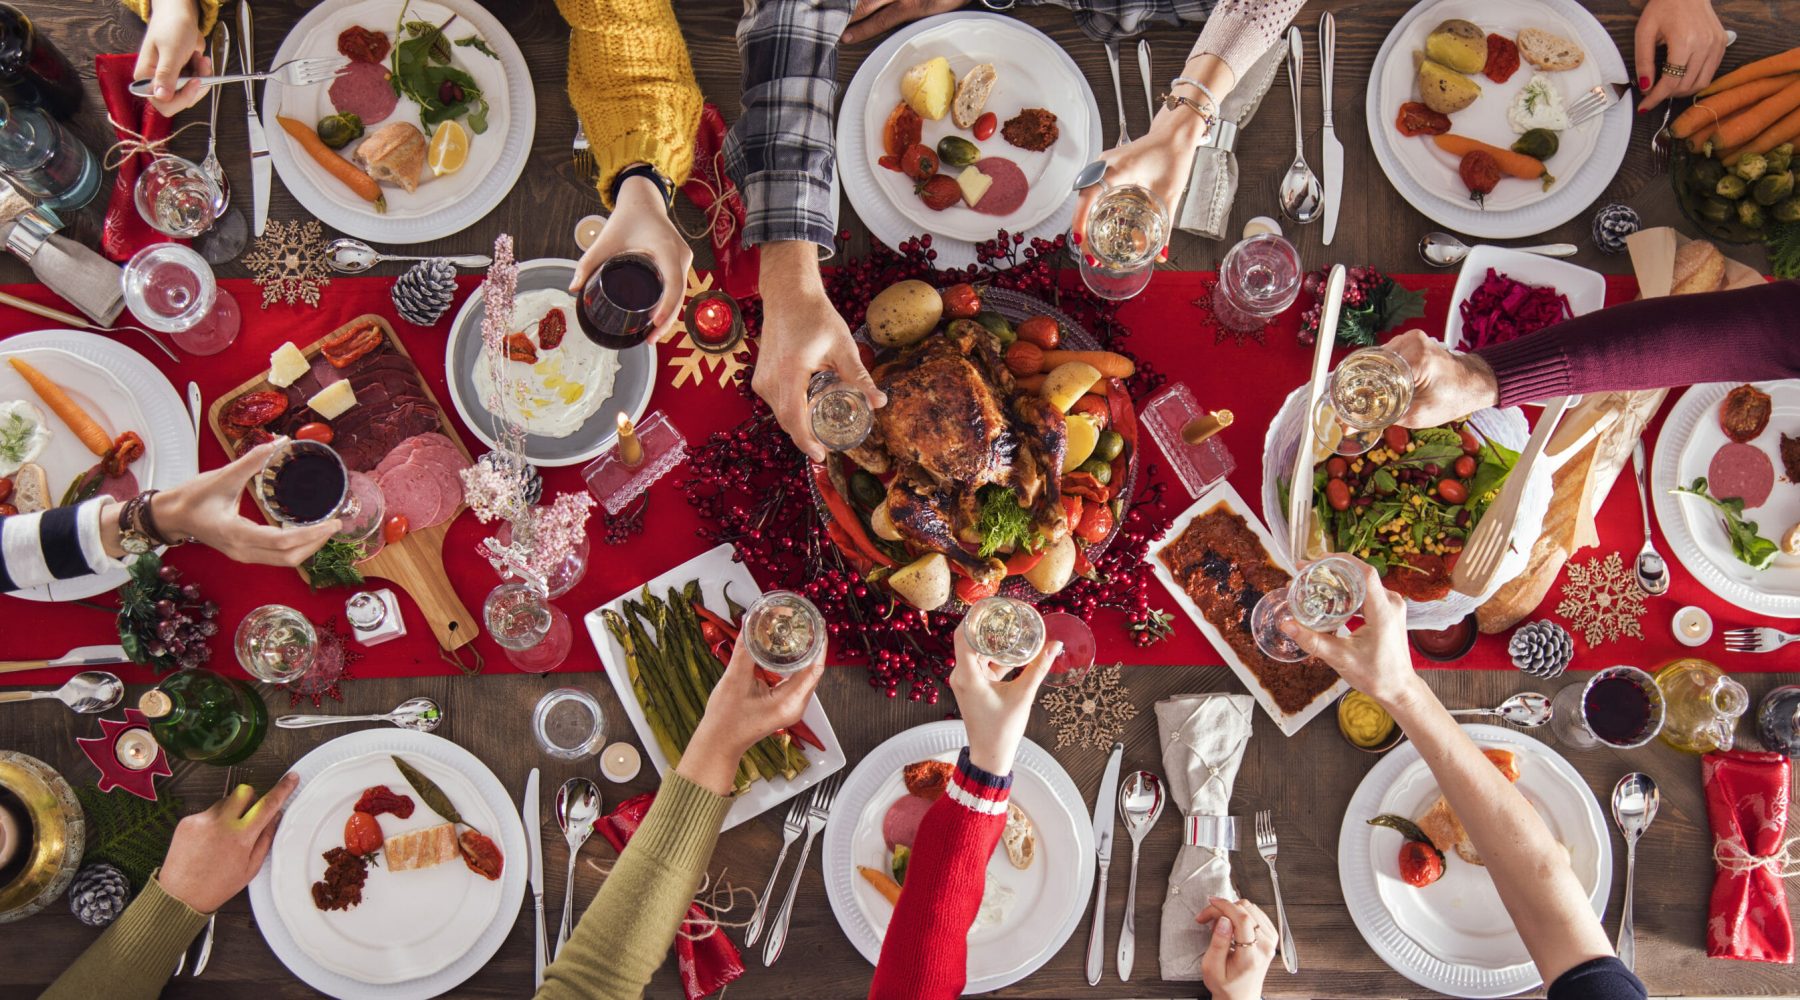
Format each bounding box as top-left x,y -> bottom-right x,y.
494,512 -> 590,599
484,582 -> 572,674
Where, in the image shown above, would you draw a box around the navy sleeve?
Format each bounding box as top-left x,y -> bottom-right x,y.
1546,956 -> 1648,1000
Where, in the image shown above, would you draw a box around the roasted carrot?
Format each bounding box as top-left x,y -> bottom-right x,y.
1012,373 -> 1047,393
1672,75 -> 1800,138
1723,104 -> 1800,165
8,357 -> 109,456
1714,79 -> 1800,149
1037,350 -> 1135,378
1431,134 -> 1550,182
857,866 -> 902,906
276,115 -> 385,211
1700,47 -> 1800,97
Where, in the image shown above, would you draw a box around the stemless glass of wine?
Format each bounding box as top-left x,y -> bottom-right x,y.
1551,666 -> 1667,750
576,250 -> 662,350
743,591 -> 826,677
959,596 -> 1047,669
1318,346 -> 1415,457
253,440 -> 350,528
121,242 -> 241,356
1251,555 -> 1366,663
133,154 -> 221,238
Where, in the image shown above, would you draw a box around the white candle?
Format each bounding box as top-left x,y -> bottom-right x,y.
1672,605 -> 1712,647
600,742 -> 641,783
573,215 -> 606,251
114,729 -> 158,771
616,413 -> 644,469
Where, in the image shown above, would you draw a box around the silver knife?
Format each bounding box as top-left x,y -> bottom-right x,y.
1318,12 -> 1343,246
523,768 -> 546,990
186,381 -> 202,449
1137,39 -> 1154,123
239,1 -> 270,237
0,644 -> 129,674
1085,742 -> 1125,986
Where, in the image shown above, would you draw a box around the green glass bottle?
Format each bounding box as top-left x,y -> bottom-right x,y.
138,669 -> 269,766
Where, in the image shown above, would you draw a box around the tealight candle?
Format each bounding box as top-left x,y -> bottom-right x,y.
1673,605 -> 1713,647
616,413 -> 644,468
573,214 -> 606,252
599,742 -> 641,783
683,289 -> 745,355
1243,216 -> 1284,239
114,729 -> 158,771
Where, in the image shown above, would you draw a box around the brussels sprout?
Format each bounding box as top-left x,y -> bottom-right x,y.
974,311 -> 1015,346
1735,153 -> 1769,182
1092,430 -> 1125,463
1698,196 -> 1734,223
1773,197 -> 1800,223
936,135 -> 980,167
1077,458 -> 1113,485
1716,174 -> 1749,199
1767,146 -> 1794,174
1736,198 -> 1766,229
315,113 -> 364,150
1510,128 -> 1559,160
1693,158 -> 1726,186
1754,171 -> 1795,206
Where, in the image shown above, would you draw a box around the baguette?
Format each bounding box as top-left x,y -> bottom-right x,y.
1516,29 -> 1584,72
11,461 -> 47,513
952,63 -> 997,129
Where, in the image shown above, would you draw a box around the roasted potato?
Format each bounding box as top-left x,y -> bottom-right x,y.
900,57 -> 954,121
1024,535 -> 1076,595
1040,360 -> 1102,412
1424,20 -> 1487,75
1418,60 -> 1481,114
866,280 -> 943,347
889,552 -> 951,611
869,500 -> 903,542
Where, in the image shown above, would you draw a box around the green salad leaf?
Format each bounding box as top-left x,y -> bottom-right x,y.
391,2 -> 492,134
1670,477 -> 1778,570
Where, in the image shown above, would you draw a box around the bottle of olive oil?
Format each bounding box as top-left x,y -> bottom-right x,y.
139,669 -> 268,766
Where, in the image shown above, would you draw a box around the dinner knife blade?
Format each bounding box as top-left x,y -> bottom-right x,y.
1092,742 -> 1123,861
238,1 -> 270,237
1319,12 -> 1343,246
523,767 -> 545,988
55,644 -> 129,667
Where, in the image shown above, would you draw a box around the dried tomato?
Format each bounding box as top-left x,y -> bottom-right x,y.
940,283 -> 981,319
1399,840 -> 1445,887
225,390 -> 289,428
505,333 -> 538,364
102,431 -> 144,478
344,811 -> 384,856
1483,33 -> 1520,83
458,829 -> 503,881
236,428 -> 276,454
0,503 -> 15,517
321,321 -> 383,369
0,479 -> 12,503
1061,472 -> 1111,503
877,154 -> 902,172
900,143 -> 939,182
916,174 -> 960,211
881,102 -> 922,158
537,308 -> 567,349
1459,151 -> 1503,204
336,25 -> 390,64
353,784 -> 415,818
1394,100 -> 1451,137
295,422 -> 335,444
311,847 -> 368,911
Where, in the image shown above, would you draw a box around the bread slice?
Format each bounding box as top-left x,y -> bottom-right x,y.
1002,802 -> 1036,869
384,822 -> 458,871
1516,29 -> 1584,71
1672,239 -> 1726,295
952,63 -> 997,129
352,122 -> 427,194
11,461 -> 47,513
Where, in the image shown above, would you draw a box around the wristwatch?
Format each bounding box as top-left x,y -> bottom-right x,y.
118,491 -> 188,556
609,162 -> 675,209
979,0 -> 1016,9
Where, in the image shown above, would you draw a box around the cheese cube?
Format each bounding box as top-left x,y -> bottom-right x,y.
307,380 -> 357,420
957,165 -> 993,208
268,342 -> 308,388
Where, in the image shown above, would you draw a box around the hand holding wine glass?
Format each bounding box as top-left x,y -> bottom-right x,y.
1387,330 -> 1500,429
568,173 -> 693,348
950,625 -> 1061,777
1275,557 -> 1427,712
133,438 -> 342,567
752,241 -> 886,462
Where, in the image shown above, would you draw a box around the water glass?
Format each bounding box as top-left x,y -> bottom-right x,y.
1076,183 -> 1169,301
1551,666 -> 1666,750
120,242 -> 240,356
485,582 -> 573,673
959,596 -> 1046,669
1212,234 -> 1301,332
235,604 -> 317,684
531,687 -> 607,759
809,373 -> 873,452
133,155 -> 221,238
1251,555 -> 1366,663
743,590 -> 826,676
1324,346 -> 1415,457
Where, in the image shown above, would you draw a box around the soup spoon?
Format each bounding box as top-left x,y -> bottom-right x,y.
325,237 -> 492,273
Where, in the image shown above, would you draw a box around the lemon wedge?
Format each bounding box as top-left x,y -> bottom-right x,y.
428,120 -> 470,177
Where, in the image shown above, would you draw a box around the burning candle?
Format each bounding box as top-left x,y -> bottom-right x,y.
616,413 -> 644,468
573,214 -> 605,252
684,290 -> 744,355
114,729 -> 159,771
1673,605 -> 1712,647
600,742 -> 641,783
1181,409 -> 1234,445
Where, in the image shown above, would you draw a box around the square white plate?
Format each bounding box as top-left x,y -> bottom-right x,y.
1442,244 -> 1606,351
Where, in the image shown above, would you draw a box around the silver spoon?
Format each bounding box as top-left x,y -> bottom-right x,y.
1630,441 -> 1670,596
0,670 -> 124,714
325,237 -> 492,273
1448,691 -> 1553,728
1277,28 -> 1322,224
554,777 -> 603,959
1611,772 -> 1660,973
1116,770 -> 1164,982
275,696 -> 442,732
1417,231 -> 1579,267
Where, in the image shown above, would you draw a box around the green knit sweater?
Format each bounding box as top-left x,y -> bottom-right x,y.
42,773 -> 732,1000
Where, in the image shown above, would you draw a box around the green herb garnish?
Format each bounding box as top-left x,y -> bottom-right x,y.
1670,476 -> 1778,569
0,410 -> 36,463
975,485 -> 1040,558
392,755 -> 464,825
390,2 -> 492,134
1769,221 -> 1800,280
302,539 -> 366,591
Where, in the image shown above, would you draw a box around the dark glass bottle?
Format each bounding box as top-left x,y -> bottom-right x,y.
0,5 -> 80,121
1757,685 -> 1800,756
139,669 -> 269,766
575,251 -> 661,350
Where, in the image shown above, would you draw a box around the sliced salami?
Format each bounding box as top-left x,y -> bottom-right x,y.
375,462 -> 441,530
329,61 -> 398,125
1708,442 -> 1775,509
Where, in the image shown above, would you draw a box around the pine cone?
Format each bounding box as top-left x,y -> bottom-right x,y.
1591,203 -> 1640,255
391,258 -> 459,327
68,862 -> 131,928
1508,620 -> 1574,679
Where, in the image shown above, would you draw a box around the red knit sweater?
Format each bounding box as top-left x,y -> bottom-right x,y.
868,748 -> 1012,1000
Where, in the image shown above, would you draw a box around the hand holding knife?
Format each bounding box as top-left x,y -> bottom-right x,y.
1085,742 -> 1124,986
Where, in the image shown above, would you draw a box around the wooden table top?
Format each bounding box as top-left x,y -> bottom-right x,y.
2,1 -> 1796,997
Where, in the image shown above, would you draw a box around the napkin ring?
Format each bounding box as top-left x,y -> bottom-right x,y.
1184,814 -> 1239,850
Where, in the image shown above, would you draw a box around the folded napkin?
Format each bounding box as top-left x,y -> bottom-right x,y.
1156,692 -> 1255,980
1702,749 -> 1794,963
682,103 -> 759,300
1176,38 -> 1287,239
95,53 -> 180,263
0,210 -> 126,326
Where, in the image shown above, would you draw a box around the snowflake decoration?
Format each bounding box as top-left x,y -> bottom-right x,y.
662,270 -> 749,389
1555,552 -> 1647,646
241,219 -> 332,308
1040,662 -> 1139,751
285,616 -> 359,707
1193,279 -> 1266,346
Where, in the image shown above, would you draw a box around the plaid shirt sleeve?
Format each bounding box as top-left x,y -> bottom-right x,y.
1023,0 -> 1219,41
723,0 -> 854,253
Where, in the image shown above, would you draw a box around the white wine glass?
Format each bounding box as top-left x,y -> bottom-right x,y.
1251,555 -> 1366,662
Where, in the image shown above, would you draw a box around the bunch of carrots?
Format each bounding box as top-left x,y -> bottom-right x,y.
1671,47 -> 1800,165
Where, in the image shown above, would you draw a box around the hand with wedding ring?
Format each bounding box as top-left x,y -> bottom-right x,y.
1197,895 -> 1279,1000
1635,0 -> 1729,111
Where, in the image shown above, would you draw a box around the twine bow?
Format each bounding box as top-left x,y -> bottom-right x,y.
677,148 -> 742,246
102,115 -> 206,171
1713,836 -> 1800,877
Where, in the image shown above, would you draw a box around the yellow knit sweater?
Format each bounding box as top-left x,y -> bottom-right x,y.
121,0 -> 221,36
555,0 -> 702,209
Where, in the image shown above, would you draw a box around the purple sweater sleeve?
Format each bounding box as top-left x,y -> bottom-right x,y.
1472,280 -> 1800,407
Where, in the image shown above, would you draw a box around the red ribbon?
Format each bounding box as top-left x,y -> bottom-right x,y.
94,53 -> 182,262
1702,749 -> 1793,963
595,792 -> 746,998
680,103 -> 759,300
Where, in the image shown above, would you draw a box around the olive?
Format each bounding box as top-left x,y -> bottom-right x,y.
936,135 -> 981,167
1093,430 -> 1125,463
1078,458 -> 1113,485
438,79 -> 466,104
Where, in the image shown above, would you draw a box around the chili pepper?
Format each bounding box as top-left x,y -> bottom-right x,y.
811,464 -> 895,568
691,602 -> 740,641
1061,471 -> 1111,503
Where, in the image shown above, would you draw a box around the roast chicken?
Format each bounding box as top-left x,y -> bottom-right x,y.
844,322 -> 1069,586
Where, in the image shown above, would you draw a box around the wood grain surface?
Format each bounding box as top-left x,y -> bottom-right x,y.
1,0 -> 1796,997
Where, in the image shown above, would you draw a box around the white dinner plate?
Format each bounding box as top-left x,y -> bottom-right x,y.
265,0 -> 535,243
0,331 -> 196,603
838,11 -> 1101,270
444,258 -> 655,467
1652,380 -> 1800,617
1366,0 -> 1631,238
821,720 -> 1093,994
1339,724 -> 1610,997
582,543 -> 846,831
249,729 -> 526,999
1441,245 -> 1606,351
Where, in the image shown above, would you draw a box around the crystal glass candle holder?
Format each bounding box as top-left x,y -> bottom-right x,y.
1141,382 -> 1237,499
581,409 -> 686,516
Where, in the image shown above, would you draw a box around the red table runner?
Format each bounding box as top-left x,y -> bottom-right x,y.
1,270 -> 1790,691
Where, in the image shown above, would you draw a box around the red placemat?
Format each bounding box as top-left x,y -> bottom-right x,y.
0,271 -> 1788,689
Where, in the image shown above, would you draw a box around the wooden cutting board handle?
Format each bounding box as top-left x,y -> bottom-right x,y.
359,519 -> 478,652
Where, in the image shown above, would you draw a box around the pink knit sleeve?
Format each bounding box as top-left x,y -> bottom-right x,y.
1194,0 -> 1307,83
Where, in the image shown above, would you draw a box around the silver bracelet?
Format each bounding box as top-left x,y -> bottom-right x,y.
1169,76 -> 1222,117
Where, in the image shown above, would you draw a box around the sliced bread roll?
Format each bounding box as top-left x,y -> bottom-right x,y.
952,63 -> 997,129
1517,29 -> 1584,72
1002,801 -> 1036,869
11,462 -> 47,513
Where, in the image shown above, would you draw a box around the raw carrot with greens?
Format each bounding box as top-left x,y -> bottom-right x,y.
857,866 -> 902,905
1672,74 -> 1800,138
1431,134 -> 1552,184
1687,108 -> 1746,153
1713,78 -> 1800,149
1700,47 -> 1800,97
7,357 -> 109,455
1722,104 -> 1800,165
1037,350 -> 1135,378
276,115 -> 385,211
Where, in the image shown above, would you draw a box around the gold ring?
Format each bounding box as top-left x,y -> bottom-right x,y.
1662,62 -> 1688,78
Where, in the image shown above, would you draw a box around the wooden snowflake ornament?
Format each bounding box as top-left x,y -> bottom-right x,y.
1040,662 -> 1139,751
1555,552 -> 1647,646
241,219 -> 332,308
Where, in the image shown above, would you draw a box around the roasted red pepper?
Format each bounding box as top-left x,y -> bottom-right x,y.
1061,495 -> 1083,531
354,784 -> 415,818
1061,472 -> 1111,503
458,829 -> 504,881
811,463 -> 895,568
691,603 -> 740,641
955,576 -> 1000,605
505,332 -> 539,364
224,390 -> 289,428
1002,548 -> 1043,576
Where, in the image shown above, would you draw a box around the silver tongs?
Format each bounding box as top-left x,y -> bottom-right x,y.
1287,264 -> 1347,563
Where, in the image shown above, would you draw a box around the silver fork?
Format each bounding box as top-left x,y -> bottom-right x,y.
1566,83 -> 1629,128
1105,41 -> 1130,146
1254,809 -> 1298,974
1648,102 -> 1676,172
129,55 -> 350,98
744,796 -> 808,946
1724,627 -> 1800,653
572,120 -> 598,188
200,18 -> 231,212
762,774 -> 843,966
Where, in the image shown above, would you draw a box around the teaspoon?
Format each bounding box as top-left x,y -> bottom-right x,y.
1277,28 -> 1322,224
325,237 -> 492,273
554,778 -> 603,959
1448,691 -> 1553,728
0,670 -> 125,714
1611,772 -> 1660,973
1116,770 -> 1164,981
1630,441 -> 1670,596
1417,231 -> 1578,268
275,696 -> 442,732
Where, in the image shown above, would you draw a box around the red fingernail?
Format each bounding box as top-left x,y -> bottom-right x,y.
1156,249 -> 1169,262
1071,232 -> 1083,246
1638,75 -> 1650,90
1085,254 -> 1099,267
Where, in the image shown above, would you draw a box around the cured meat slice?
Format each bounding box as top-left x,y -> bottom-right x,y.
329,61 -> 398,125
882,793 -> 934,852
1708,442 -> 1775,508
971,157 -> 1029,217
377,462 -> 443,529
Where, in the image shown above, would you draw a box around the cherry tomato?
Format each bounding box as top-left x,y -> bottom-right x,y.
1458,426 -> 1482,455
1383,426 -> 1412,452
916,174 -> 960,211
972,111 -> 997,141
1325,478 -> 1352,511
1015,315 -> 1061,349
1325,456 -> 1349,478
1454,455 -> 1477,479
955,576 -> 1000,604
900,143 -> 940,182
383,515 -> 410,544
1399,841 -> 1444,887
1436,479 -> 1469,504
1061,495 -> 1084,531
1458,150 -> 1503,204
1074,502 -> 1114,543
295,422 -> 335,444
344,811 -> 383,856
941,283 -> 982,319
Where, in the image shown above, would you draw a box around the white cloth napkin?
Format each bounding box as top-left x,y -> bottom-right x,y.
0,196 -> 126,326
1176,37 -> 1287,239
1156,691 -> 1255,981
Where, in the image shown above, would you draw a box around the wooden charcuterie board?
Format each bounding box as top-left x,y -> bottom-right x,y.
207,314 -> 479,651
